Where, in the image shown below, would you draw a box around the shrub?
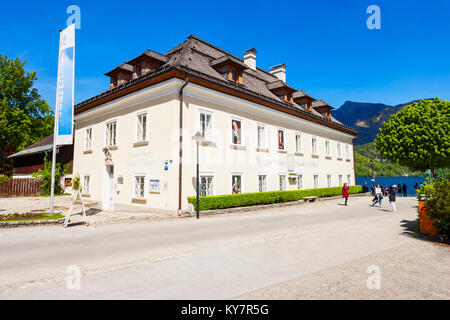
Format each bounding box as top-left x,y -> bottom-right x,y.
188,185 -> 363,211
419,177 -> 450,239
32,153 -> 69,196
0,174 -> 11,185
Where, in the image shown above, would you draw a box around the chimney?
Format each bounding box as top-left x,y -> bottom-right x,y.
244,48 -> 257,70
270,64 -> 286,82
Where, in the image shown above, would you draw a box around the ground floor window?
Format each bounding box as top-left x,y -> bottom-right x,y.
258,175 -> 267,192
83,175 -> 90,194
232,174 -> 242,194
347,174 -> 351,185
339,175 -> 343,186
279,175 -> 286,191
200,175 -> 214,196
327,174 -> 332,188
313,174 -> 319,189
134,175 -> 145,199
297,174 -> 303,190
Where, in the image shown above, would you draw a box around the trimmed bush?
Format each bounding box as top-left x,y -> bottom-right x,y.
188,185 -> 363,211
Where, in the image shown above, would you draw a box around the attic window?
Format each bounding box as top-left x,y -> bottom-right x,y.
220,68 -> 242,84
278,93 -> 293,103
112,76 -> 118,88
135,65 -> 142,77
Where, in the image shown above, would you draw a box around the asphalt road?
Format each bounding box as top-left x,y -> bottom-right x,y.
0,196 -> 448,299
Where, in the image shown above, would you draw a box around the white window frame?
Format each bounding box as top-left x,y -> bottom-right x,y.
295,132 -> 302,153
347,174 -> 351,185
278,174 -> 287,191
82,174 -> 90,195
312,136 -> 318,155
197,109 -> 214,142
313,174 -> 319,189
297,174 -> 303,190
346,144 -> 350,160
337,142 -> 342,159
327,174 -> 332,188
257,174 -> 267,192
135,111 -> 149,143
257,123 -> 267,149
277,128 -> 286,151
84,127 -> 93,151
105,120 -> 118,147
230,172 -> 243,194
230,116 -> 243,146
325,139 -> 331,157
133,173 -> 146,200
199,172 -> 215,196
339,174 -> 343,187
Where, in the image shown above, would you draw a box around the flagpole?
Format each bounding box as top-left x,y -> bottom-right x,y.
50,29 -> 63,214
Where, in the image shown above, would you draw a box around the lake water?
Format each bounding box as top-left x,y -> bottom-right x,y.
356,176 -> 426,197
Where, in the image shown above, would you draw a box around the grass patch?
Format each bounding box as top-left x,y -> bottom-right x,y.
0,212 -> 64,222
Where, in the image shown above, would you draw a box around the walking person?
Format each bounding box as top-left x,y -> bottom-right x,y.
371,184 -> 383,207
342,182 -> 349,206
389,185 -> 397,212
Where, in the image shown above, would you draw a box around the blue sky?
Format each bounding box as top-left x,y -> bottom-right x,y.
1,0 -> 449,109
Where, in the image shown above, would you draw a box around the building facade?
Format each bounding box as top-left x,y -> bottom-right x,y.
73,35 -> 358,213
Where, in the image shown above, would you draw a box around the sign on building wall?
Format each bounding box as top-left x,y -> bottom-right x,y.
55,24 -> 75,145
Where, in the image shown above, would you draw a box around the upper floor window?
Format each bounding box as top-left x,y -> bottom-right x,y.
105,121 -> 117,147
278,129 -> 285,150
85,128 -> 92,151
337,142 -> 342,158
295,133 -> 302,153
231,119 -> 242,145
257,124 -> 266,149
346,144 -> 350,159
325,140 -> 330,156
312,137 -> 318,155
199,111 -> 213,141
136,113 -> 148,142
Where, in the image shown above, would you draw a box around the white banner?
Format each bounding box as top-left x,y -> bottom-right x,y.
54,24 -> 75,145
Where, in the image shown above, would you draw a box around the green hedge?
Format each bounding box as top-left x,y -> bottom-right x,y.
188,185 -> 363,211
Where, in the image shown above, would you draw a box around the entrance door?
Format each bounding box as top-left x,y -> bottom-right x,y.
102,164 -> 114,211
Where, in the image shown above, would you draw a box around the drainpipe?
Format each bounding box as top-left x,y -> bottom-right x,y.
178,75 -> 189,214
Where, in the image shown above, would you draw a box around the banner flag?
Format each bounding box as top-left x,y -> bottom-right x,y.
54,24 -> 75,145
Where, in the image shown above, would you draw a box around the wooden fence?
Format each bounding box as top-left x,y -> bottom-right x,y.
0,178 -> 42,197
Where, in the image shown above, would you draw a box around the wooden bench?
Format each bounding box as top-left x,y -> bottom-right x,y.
303,196 -> 318,203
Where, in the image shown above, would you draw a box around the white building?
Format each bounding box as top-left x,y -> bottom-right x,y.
73,35 -> 358,213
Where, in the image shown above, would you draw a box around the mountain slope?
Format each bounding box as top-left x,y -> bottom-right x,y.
332,101 -> 405,145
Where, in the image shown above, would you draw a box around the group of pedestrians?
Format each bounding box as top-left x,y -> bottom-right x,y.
370,183 -> 408,197
370,183 -> 398,212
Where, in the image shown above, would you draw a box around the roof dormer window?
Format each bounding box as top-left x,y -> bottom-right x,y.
211,55 -> 247,85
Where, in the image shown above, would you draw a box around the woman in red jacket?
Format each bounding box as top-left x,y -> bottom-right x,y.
342,182 -> 349,206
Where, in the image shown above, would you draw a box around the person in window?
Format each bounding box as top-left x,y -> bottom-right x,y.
342,182 -> 349,206
232,176 -> 241,194
232,120 -> 241,144
278,130 -> 284,150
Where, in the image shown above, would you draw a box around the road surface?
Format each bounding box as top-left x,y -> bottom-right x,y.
0,196 -> 448,299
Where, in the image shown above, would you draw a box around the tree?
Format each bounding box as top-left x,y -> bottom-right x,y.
0,55 -> 54,173
32,153 -> 70,196
374,98 -> 450,176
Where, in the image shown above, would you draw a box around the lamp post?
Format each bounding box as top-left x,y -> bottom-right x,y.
193,131 -> 203,219
370,159 -> 375,188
